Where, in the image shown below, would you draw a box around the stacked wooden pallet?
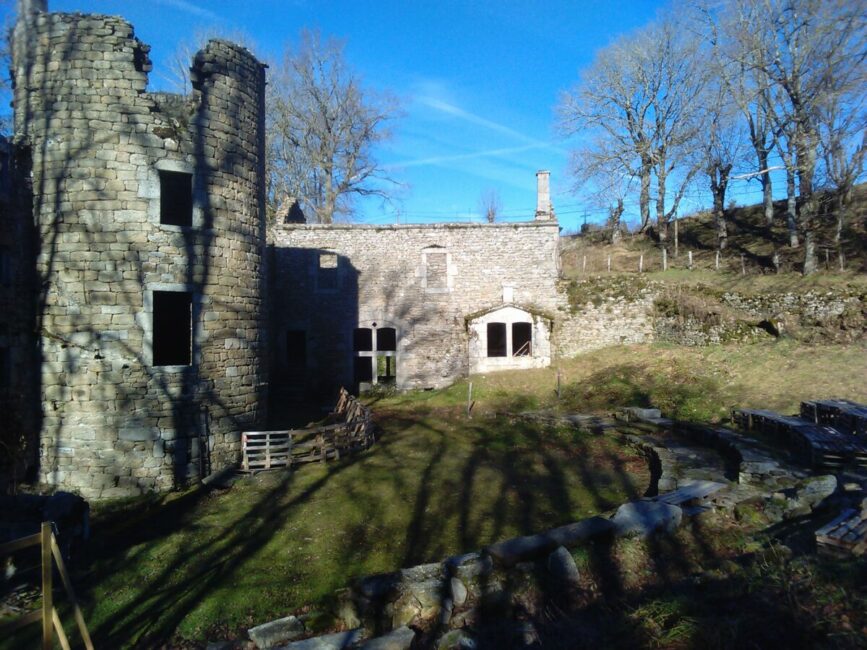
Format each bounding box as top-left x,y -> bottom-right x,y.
241,388 -> 375,473
816,509 -> 867,558
801,399 -> 867,436
732,407 -> 867,470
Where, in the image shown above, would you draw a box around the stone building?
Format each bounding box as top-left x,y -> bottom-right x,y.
8,0 -> 269,498
268,182 -> 561,398
4,1 -> 567,498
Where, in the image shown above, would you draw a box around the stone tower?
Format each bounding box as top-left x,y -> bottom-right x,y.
11,2 -> 268,498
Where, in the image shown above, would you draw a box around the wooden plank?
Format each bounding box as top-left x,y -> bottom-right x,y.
41,523 -> 52,650
52,608 -> 71,650
0,532 -> 42,555
51,535 -> 94,650
816,508 -> 856,535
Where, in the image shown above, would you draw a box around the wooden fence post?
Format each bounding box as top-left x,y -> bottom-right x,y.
662,247 -> 667,271
715,250 -> 720,270
582,255 -> 587,273
688,250 -> 693,270
41,522 -> 53,650
467,382 -> 473,418
741,254 -> 746,275
639,254 -> 644,273
607,255 -> 611,272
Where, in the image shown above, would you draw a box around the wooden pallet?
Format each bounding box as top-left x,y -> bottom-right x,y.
732,407 -> 867,470
801,399 -> 867,436
241,431 -> 292,473
816,509 -> 867,558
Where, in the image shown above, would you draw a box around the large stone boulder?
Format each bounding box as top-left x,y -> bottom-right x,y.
247,615 -> 304,648
611,501 -> 683,537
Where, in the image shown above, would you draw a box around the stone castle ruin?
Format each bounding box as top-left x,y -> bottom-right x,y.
2,1 -> 568,499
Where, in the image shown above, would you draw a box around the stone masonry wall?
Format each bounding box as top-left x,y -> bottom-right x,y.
268,222 -> 563,395
12,9 -> 267,498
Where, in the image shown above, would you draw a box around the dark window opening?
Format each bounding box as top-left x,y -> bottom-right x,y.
318,252 -> 338,290
353,328 -> 372,352
354,356 -> 373,384
286,330 -> 306,368
487,322 -> 507,357
159,170 -> 193,227
376,327 -> 396,352
153,291 -> 192,366
512,322 -> 532,356
376,355 -> 396,384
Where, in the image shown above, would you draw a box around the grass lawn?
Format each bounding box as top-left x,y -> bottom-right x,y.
5,339 -> 864,648
21,399 -> 647,648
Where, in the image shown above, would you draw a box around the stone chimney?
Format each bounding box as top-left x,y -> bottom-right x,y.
535,170 -> 555,221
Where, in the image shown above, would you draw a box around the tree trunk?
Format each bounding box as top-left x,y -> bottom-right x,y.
638,159 -> 651,233
758,149 -> 774,226
710,164 -> 730,251
656,163 -> 668,242
797,133 -> 819,275
609,199 -> 624,245
785,167 -> 798,247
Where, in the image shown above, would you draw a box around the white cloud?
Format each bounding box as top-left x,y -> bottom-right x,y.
153,0 -> 220,21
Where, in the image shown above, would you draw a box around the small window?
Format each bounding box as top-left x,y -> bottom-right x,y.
159,170 -> 193,227
487,322 -> 507,357
354,356 -> 373,383
376,355 -> 396,385
376,327 -> 396,352
353,328 -> 373,352
318,252 -> 338,290
153,291 -> 192,366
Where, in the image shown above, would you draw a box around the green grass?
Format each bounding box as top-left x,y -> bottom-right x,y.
5,402 -> 647,648
6,340 -> 866,647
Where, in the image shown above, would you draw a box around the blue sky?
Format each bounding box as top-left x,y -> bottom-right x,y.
5,0 -> 772,231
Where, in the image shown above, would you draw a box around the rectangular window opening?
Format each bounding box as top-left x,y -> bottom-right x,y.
353,356 -> 373,384
318,252 -> 338,290
487,322 -> 507,357
376,327 -> 396,352
376,354 -> 396,385
153,291 -> 192,366
512,322 -> 532,356
353,328 -> 373,352
159,170 -> 193,227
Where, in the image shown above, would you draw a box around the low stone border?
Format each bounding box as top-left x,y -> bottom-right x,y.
243,409 -> 848,649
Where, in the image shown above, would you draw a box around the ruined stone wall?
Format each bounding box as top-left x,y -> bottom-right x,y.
268,222 -> 563,395
12,10 -> 267,498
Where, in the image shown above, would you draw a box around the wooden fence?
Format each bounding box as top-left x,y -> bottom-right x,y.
241,388 -> 375,473
0,522 -> 93,650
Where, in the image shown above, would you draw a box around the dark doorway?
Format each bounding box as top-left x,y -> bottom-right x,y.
487,322 -> 507,357
512,322 -> 532,356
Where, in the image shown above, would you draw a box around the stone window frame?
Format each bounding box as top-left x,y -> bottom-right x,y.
139,282 -> 203,372
314,249 -> 341,294
420,246 -> 454,294
353,321 -> 400,387
144,159 -> 204,232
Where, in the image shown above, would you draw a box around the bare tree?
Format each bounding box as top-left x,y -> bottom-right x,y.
267,30 -> 399,224
696,80 -> 747,250
558,13 -> 706,242
723,0 -> 866,273
478,188 -> 500,223
818,83 -> 866,266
